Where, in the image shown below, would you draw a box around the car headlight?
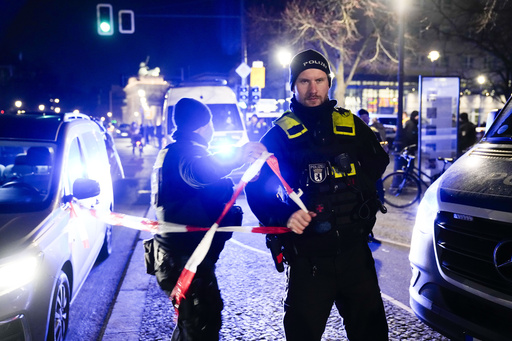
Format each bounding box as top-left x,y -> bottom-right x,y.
413,179 -> 441,235
0,253 -> 43,295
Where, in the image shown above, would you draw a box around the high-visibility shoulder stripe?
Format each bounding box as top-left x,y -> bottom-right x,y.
332,109 -> 355,136
275,111 -> 308,139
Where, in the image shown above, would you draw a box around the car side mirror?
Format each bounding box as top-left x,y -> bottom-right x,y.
72,178 -> 101,200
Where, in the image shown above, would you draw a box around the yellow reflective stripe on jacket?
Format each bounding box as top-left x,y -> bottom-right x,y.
332,110 -> 356,136
331,163 -> 357,178
275,111 -> 308,139
276,110 -> 356,139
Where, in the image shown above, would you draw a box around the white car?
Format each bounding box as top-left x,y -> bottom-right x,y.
0,112 -> 115,341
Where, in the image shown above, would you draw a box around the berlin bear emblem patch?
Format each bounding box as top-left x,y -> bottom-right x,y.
309,163 -> 327,183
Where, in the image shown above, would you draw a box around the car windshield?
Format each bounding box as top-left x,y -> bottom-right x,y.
0,142 -> 55,207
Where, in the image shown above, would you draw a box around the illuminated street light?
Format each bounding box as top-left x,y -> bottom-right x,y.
476,75 -> 486,126
427,50 -> 440,62
38,104 -> 45,111
15,100 -> 22,108
428,50 -> 440,76
277,49 -> 292,108
277,49 -> 292,68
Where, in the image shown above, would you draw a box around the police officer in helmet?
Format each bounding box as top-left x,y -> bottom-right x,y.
246,49 -> 389,340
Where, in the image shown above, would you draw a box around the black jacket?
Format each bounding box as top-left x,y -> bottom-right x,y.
246,98 -> 389,246
153,130 -> 241,262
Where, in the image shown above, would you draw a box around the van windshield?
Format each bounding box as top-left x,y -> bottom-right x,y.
209,104 -> 244,131
167,103 -> 245,133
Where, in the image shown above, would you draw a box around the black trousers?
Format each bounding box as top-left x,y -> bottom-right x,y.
155,250 -> 223,341
283,240 -> 389,341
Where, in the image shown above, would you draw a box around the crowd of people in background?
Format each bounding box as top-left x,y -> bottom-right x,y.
357,108 -> 478,157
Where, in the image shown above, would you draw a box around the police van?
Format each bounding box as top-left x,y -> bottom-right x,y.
409,99 -> 512,340
162,83 -> 249,155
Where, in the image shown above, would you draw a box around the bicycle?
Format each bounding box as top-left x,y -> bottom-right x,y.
382,145 -> 454,208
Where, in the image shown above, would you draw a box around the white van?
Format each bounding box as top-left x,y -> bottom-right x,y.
162,84 -> 249,154
409,99 -> 511,340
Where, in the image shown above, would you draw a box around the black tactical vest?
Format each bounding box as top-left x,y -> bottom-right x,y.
275,109 -> 374,236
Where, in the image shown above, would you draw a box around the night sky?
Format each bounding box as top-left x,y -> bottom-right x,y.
0,0 -> 247,112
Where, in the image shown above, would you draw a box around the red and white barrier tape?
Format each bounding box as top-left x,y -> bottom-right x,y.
68,152 -> 307,315
170,151 -> 276,311
88,209 -> 290,234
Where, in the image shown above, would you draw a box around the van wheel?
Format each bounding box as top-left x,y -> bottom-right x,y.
98,224 -> 113,262
47,271 -> 70,341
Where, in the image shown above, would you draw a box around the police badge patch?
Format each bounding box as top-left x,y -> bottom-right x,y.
309,163 -> 327,183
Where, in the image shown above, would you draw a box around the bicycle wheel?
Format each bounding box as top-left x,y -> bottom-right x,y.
382,171 -> 421,208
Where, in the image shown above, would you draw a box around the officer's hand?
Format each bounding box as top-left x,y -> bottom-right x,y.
286,210 -> 317,235
240,142 -> 267,164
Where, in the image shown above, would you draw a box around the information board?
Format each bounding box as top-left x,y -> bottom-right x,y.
418,76 -> 460,178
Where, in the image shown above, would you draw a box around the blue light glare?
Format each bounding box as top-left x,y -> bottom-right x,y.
216,145 -> 236,158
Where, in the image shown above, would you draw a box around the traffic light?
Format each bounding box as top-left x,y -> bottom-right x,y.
251,86 -> 261,104
118,10 -> 135,34
239,86 -> 249,103
97,4 -> 114,36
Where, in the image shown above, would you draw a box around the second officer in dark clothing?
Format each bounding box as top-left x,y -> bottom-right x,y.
246,49 -> 389,340
151,98 -> 266,341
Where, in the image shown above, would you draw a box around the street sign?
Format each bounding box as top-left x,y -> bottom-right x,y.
250,67 -> 265,89
236,63 -> 251,78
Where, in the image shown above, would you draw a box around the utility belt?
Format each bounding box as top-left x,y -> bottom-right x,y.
266,218 -> 376,271
266,195 -> 384,271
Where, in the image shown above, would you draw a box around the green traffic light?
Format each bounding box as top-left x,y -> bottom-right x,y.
100,22 -> 111,33
97,4 -> 113,36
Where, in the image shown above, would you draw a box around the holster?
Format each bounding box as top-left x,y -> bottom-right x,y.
143,238 -> 156,275
266,234 -> 285,272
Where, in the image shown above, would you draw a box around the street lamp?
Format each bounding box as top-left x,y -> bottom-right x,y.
477,75 -> 486,126
277,49 -> 292,111
393,0 -> 408,172
427,50 -> 440,75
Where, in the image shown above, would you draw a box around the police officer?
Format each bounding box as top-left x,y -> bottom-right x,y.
151,97 -> 266,341
245,50 -> 389,340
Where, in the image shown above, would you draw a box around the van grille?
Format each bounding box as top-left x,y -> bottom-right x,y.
469,146 -> 512,160
435,211 -> 512,296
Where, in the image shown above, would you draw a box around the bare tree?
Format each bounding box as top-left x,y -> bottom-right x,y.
422,0 -> 512,103
282,0 -> 399,105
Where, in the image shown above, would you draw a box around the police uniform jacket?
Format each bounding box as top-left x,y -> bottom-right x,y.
246,98 -> 389,256
153,130 -> 240,262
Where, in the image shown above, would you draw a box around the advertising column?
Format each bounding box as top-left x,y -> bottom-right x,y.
418,76 -> 460,179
